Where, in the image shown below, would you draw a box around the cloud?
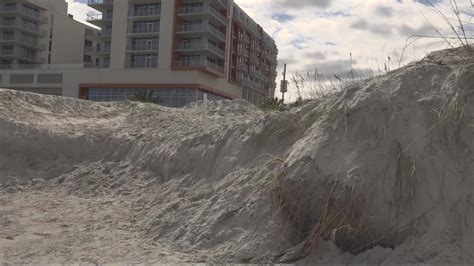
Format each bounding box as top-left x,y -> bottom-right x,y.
369,23 -> 394,36
271,13 -> 295,23
272,0 -> 332,9
414,0 -> 444,5
350,18 -> 393,36
350,18 -> 369,30
305,51 -> 327,61
374,6 -> 394,17
397,23 -> 434,36
304,59 -> 355,74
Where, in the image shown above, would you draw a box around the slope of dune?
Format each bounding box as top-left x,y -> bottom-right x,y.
0,46 -> 473,263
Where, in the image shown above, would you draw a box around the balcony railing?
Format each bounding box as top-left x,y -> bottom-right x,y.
216,0 -> 228,9
88,0 -> 114,5
98,30 -> 112,37
0,21 -> 46,36
87,13 -> 113,21
176,42 -> 225,57
0,6 -> 46,22
0,63 -> 12,69
127,60 -> 158,68
177,23 -> 226,41
129,8 -> 161,17
176,59 -> 224,74
0,35 -> 44,49
84,61 -> 110,68
127,43 -> 159,51
130,24 -> 160,34
0,49 -> 39,62
178,5 -> 227,25
84,45 -> 94,52
96,46 -> 111,53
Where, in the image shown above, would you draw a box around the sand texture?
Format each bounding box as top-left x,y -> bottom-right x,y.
0,46 -> 473,263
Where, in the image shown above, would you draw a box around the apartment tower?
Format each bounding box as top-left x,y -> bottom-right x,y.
0,0 -> 278,106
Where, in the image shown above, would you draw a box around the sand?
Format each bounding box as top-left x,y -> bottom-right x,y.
0,46 -> 473,264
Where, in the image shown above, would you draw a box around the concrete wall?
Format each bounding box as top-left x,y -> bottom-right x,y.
0,67 -> 243,99
110,0 -> 128,69
25,0 -> 87,65
158,0 -> 174,69
51,16 -> 86,64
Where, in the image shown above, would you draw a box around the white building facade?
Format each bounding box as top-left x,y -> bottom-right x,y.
0,0 -> 278,107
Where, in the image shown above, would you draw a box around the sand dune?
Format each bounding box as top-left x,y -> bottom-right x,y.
0,46 -> 473,263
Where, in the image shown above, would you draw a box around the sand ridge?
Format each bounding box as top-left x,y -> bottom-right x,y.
0,46 -> 473,263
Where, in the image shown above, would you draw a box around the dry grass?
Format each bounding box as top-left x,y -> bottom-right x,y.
399,0 -> 474,66
270,171 -> 381,259
299,182 -> 371,256
291,68 -> 378,101
437,99 -> 465,143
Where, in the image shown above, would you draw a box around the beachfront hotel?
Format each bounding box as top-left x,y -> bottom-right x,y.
0,0 -> 278,107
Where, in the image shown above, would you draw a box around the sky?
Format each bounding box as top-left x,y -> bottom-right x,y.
66,0 -> 474,101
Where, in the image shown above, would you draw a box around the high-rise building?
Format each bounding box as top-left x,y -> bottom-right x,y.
0,0 -> 91,69
0,0 -> 278,107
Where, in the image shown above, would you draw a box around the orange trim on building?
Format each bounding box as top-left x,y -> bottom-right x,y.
171,66 -> 225,78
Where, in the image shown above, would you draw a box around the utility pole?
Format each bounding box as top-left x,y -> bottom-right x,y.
280,63 -> 288,102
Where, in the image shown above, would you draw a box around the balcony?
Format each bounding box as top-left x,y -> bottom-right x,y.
175,42 -> 225,58
87,0 -> 114,12
129,8 -> 161,18
128,24 -> 160,35
178,5 -> 227,26
176,23 -> 226,42
239,78 -> 253,88
0,63 -> 12,69
84,61 -> 110,68
96,46 -> 111,54
84,45 -> 94,53
176,59 -> 224,74
86,13 -> 113,26
0,6 -> 48,23
126,44 -> 159,53
97,29 -> 113,38
126,60 -> 158,69
0,21 -> 47,36
0,49 -> 41,63
0,35 -> 46,50
216,0 -> 228,9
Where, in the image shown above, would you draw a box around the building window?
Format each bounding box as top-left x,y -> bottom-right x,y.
21,32 -> 38,45
181,37 -> 201,48
3,31 -> 14,40
182,2 -> 204,13
21,18 -> 39,32
130,37 -> 158,50
22,4 -> 40,19
132,4 -> 160,16
4,3 -> 16,11
132,20 -> 159,33
182,19 -> 202,31
20,47 -> 35,60
103,57 -> 110,68
85,88 -> 225,108
0,59 -> 13,69
1,45 -> 14,55
130,54 -> 158,68
3,17 -> 16,26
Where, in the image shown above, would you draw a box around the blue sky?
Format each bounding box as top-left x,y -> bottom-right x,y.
66,0 -> 474,100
